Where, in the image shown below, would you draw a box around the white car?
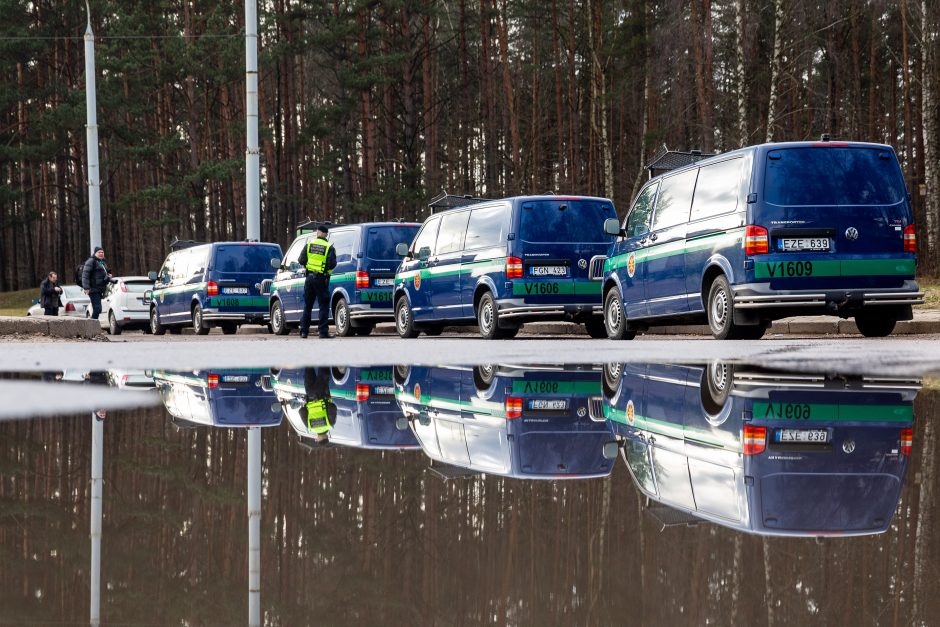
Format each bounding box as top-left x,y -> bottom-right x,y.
26,285 -> 90,318
90,276 -> 154,335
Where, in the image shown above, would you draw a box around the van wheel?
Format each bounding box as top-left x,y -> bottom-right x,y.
473,364 -> 496,391
270,300 -> 289,335
602,362 -> 622,399
854,312 -> 896,337
476,292 -> 503,339
584,318 -> 607,339
706,275 -> 758,340
150,308 -> 166,336
701,362 -> 734,418
192,304 -> 210,335
108,311 -> 122,336
395,298 -> 419,338
394,364 -> 411,385
221,323 -> 237,335
334,298 -> 352,337
604,289 -> 636,340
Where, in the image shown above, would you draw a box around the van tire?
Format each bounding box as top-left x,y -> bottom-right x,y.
192,304 -> 210,335
706,275 -> 758,340
602,362 -> 622,399
150,308 -> 166,336
701,363 -> 734,417
394,364 -> 411,385
473,364 -> 497,391
584,318 -> 607,339
854,312 -> 896,337
604,289 -> 636,340
333,298 -> 352,337
476,292 -> 503,339
270,300 -> 290,335
395,297 -> 419,338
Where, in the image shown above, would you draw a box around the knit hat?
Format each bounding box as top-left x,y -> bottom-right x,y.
94,246 -> 103,253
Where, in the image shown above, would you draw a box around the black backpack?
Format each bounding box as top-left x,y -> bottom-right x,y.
74,262 -> 85,285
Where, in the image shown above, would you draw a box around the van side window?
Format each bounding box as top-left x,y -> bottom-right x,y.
625,183 -> 658,238
284,237 -> 308,267
412,217 -> 441,258
436,211 -> 472,254
328,230 -> 357,264
651,168 -> 698,231
691,157 -> 742,221
465,205 -> 507,250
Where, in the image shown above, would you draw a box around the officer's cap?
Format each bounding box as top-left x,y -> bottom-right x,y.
316,224 -> 329,234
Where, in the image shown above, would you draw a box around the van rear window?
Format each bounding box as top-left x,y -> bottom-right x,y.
764,148 -> 906,206
519,199 -> 615,242
365,226 -> 420,259
215,245 -> 281,273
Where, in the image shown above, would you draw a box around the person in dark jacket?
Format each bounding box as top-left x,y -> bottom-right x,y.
297,224 -> 337,339
39,271 -> 62,315
82,247 -> 111,320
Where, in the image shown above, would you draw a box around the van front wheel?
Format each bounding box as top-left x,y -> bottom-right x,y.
706,275 -> 758,340
395,298 -> 419,338
854,312 -> 897,337
604,289 -> 636,340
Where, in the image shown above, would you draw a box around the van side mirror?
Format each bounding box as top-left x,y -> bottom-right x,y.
270,257 -> 282,269
147,271 -> 157,281
395,242 -> 410,257
418,246 -> 432,261
604,218 -> 624,237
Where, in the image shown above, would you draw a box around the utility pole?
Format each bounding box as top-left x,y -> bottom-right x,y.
90,412 -> 103,627
84,1 -> 102,252
245,1 -> 260,241
247,428 -> 261,626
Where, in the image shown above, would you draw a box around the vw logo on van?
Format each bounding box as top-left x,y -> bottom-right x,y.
845,227 -> 859,241
578,258 -> 588,270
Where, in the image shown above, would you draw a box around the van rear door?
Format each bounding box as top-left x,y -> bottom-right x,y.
212,244 -> 281,313
756,146 -> 913,290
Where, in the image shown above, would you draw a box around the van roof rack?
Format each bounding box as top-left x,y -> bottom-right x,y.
426,460 -> 482,481
295,219 -> 339,237
428,192 -> 490,214
645,145 -> 715,179
169,238 -> 204,251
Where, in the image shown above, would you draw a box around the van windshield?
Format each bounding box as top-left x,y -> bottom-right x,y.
214,245 -> 281,273
366,225 -> 420,259
519,199 -> 615,242
764,148 -> 907,206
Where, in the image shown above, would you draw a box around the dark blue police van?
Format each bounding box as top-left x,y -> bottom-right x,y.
152,369 -> 282,428
267,222 -> 420,336
598,141 -> 923,339
603,362 -> 917,536
393,364 -> 619,479
267,366 -> 420,449
394,195 -> 616,338
147,241 -> 282,335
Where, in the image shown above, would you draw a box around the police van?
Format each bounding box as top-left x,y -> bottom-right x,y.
147,241 -> 282,335
267,221 -> 421,336
152,369 -> 282,428
598,141 -> 923,339
393,194 -> 616,339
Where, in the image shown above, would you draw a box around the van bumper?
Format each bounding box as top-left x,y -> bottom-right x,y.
733,280 -> 923,314
203,311 -> 270,324
496,300 -> 603,323
348,303 -> 393,321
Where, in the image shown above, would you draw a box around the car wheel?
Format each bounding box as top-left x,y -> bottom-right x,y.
108,311 -> 122,335
334,298 -> 352,337
706,275 -> 761,340
584,317 -> 607,339
395,297 -> 419,338
270,300 -> 290,335
476,292 -> 504,339
701,362 -> 734,417
854,312 -> 897,337
604,288 -> 636,340
192,304 -> 210,335
221,323 -> 237,335
150,308 -> 166,336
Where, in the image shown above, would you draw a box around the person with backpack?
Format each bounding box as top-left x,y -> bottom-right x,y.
82,247 -> 111,320
39,271 -> 62,315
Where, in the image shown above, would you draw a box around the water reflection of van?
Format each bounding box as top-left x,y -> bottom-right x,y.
394,365 -> 618,479
152,369 -> 281,428
268,366 -> 419,449
603,363 -> 918,536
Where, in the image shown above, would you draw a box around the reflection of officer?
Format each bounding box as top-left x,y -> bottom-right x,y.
297,224 -> 336,339
300,367 -> 337,444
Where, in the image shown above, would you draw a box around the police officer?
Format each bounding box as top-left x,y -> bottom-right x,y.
299,367 -> 337,444
297,224 -> 337,339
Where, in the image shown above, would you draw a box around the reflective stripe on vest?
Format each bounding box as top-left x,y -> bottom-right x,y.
306,399 -> 332,434
305,238 -> 332,274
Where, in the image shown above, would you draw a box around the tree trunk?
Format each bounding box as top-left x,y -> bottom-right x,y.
922,0 -> 939,271
497,0 -> 520,190
735,0 -> 748,146
766,0 -> 784,142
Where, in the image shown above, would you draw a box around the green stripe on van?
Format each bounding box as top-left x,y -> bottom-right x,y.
605,228 -> 745,273
753,402 -> 913,422
604,406 -> 742,451
511,281 -> 603,296
754,258 -> 915,279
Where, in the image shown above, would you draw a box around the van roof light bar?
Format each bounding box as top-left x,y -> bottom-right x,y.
295,219 -> 339,236
169,238 -> 204,251
645,144 -> 716,179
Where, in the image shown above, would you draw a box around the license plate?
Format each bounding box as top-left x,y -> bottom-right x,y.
222,375 -> 249,383
781,238 -> 830,252
373,385 -> 395,396
373,278 -> 394,287
529,265 -> 567,277
775,429 -> 829,443
528,399 -> 569,411
223,287 -> 249,294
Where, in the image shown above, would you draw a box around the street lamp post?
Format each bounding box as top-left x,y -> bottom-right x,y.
83,1 -> 102,253
245,1 -> 260,241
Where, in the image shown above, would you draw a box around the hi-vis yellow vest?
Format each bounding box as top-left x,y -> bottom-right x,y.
305,237 -> 332,274
306,399 -> 333,434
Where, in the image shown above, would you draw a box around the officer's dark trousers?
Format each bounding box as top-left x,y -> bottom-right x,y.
89,292 -> 103,320
43,307 -> 58,316
300,274 -> 330,337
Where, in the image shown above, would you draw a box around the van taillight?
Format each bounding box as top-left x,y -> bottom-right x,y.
65,302 -> 76,312
506,257 -> 523,279
207,373 -> 219,389
505,397 -> 523,419
900,427 -> 913,456
356,271 -> 370,289
207,281 -> 219,296
356,384 -> 370,402
743,425 -> 766,455
744,226 -> 769,255
903,225 -> 917,253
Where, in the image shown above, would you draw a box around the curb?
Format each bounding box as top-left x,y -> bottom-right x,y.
0,315 -> 102,339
